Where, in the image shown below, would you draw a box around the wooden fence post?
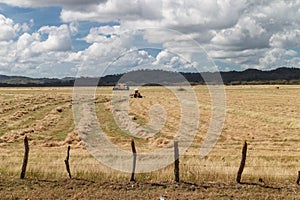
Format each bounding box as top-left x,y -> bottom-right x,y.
64,145 -> 72,179
236,141 -> 247,183
130,139 -> 137,182
296,171 -> 300,184
174,140 -> 179,182
20,136 -> 29,179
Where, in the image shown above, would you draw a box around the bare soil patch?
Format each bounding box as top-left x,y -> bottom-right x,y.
1,177 -> 300,200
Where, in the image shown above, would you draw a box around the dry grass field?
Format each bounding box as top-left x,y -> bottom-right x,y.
0,85 -> 300,199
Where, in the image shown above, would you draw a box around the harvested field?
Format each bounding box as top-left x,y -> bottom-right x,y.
0,85 -> 300,199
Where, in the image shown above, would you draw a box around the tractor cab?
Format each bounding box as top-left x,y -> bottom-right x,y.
133,88 -> 142,98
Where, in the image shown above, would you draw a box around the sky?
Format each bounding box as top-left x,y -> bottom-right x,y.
0,0 -> 299,78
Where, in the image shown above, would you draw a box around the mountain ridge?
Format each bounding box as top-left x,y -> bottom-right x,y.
1,67 -> 300,86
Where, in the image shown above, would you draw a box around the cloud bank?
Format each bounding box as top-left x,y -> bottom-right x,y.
0,0 -> 299,77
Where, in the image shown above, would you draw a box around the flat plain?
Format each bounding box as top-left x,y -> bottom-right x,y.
0,85 -> 300,199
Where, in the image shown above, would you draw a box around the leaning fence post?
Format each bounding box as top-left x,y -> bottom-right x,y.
20,136 -> 29,179
296,171 -> 300,184
236,141 -> 247,183
64,145 -> 72,179
130,139 -> 137,182
174,140 -> 180,182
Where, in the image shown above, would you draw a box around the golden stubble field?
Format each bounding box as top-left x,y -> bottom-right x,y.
0,85 -> 300,199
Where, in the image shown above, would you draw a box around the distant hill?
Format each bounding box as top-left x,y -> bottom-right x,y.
0,75 -> 74,87
0,67 -> 300,86
220,67 -> 300,84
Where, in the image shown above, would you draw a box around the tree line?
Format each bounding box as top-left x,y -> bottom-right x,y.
0,67 -> 299,87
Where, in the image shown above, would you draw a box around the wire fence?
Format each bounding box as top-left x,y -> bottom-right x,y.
1,138 -> 300,184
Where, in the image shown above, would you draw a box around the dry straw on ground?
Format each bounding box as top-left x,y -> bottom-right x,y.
0,86 -> 300,198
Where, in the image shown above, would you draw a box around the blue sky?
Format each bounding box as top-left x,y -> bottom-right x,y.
0,1 -> 299,78
1,4 -> 61,29
0,3 -> 112,51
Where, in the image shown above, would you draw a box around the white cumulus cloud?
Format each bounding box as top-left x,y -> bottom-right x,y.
37,25 -> 72,52
0,0 -> 299,77
259,48 -> 298,68
270,30 -> 300,48
0,14 -> 18,41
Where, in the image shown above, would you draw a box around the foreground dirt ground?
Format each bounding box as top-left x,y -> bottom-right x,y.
1,177 -> 300,199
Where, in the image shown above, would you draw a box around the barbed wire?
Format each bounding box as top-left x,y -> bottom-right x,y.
2,151 -> 300,159
1,161 -> 299,168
